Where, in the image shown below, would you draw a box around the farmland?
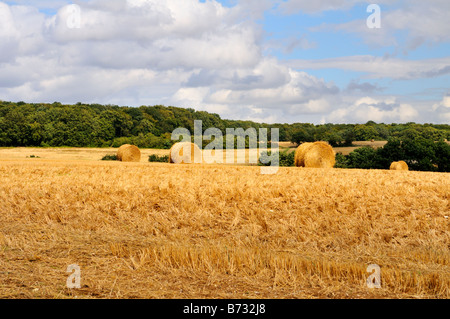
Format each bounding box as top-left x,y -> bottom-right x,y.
0,147 -> 448,299
0,140 -> 388,162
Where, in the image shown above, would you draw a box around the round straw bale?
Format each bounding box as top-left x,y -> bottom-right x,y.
169,142 -> 202,164
295,141 -> 335,168
117,144 -> 130,161
303,141 -> 335,168
398,161 -> 409,170
390,161 -> 408,170
294,142 -> 313,167
117,144 -> 141,162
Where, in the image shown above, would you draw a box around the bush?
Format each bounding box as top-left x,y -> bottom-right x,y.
338,137 -> 450,172
148,154 -> 169,162
101,154 -> 117,161
433,140 -> 450,172
377,137 -> 450,171
258,150 -> 294,167
110,133 -> 173,149
346,146 -> 384,169
334,153 -> 349,168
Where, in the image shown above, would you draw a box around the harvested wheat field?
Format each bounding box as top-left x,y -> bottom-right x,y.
0,159 -> 449,299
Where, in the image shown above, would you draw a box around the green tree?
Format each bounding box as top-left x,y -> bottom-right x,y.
291,128 -> 314,145
353,124 -> 379,141
433,140 -> 450,172
346,147 -> 384,169
334,153 -> 349,168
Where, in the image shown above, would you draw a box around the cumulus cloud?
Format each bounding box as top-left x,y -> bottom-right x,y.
0,0 -> 445,124
0,1 -> 264,99
172,65 -> 339,119
0,0 -> 343,123
41,0 -> 263,70
432,92 -> 450,123
304,0 -> 450,52
325,96 -> 419,123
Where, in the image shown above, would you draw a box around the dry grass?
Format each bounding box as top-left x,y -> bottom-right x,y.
0,147 -> 266,165
0,147 -> 165,163
330,141 -> 388,156
0,154 -> 448,299
0,140 -> 389,161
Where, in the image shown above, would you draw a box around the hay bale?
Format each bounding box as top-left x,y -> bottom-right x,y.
169,142 -> 202,164
304,141 -> 336,168
117,144 -> 141,162
117,144 -> 131,161
390,161 -> 408,171
294,142 -> 313,167
294,141 -> 335,168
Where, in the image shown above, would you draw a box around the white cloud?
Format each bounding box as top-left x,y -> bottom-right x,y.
202,69 -> 338,109
278,0 -> 394,14
0,1 -> 264,96
0,0 -> 342,123
326,96 -> 419,123
0,0 -> 446,125
303,0 -> 450,51
431,93 -> 450,123
286,55 -> 450,80
278,0 -> 362,14
170,64 -> 340,123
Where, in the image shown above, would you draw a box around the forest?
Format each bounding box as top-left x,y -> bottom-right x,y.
1,101 -> 449,149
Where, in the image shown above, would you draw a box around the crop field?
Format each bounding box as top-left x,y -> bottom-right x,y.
279,141 -> 389,155
0,149 -> 449,299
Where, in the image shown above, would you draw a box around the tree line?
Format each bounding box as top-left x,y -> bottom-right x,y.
0,101 -> 449,150
259,136 -> 450,172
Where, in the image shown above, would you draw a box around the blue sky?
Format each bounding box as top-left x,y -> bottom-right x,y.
0,0 -> 449,124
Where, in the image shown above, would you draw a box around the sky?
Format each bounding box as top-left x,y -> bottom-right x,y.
0,0 -> 449,124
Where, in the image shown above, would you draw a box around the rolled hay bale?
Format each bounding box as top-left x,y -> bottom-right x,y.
295,141 -> 335,168
169,142 -> 202,164
390,161 -> 408,171
303,141 -> 336,168
117,144 -> 131,161
294,142 -> 313,167
117,144 -> 141,162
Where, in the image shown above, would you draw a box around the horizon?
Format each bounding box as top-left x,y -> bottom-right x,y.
1,0 -> 449,125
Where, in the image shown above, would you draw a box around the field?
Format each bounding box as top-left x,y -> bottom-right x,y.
0,147 -> 449,299
279,141 -> 388,155
0,141 -> 389,163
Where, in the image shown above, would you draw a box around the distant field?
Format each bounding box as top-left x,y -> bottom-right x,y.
0,147 -> 169,163
0,147 -> 266,165
0,141 -> 388,163
279,141 -> 388,156
0,156 -> 448,299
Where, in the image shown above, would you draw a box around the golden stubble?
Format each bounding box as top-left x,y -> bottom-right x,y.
0,160 -> 448,299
